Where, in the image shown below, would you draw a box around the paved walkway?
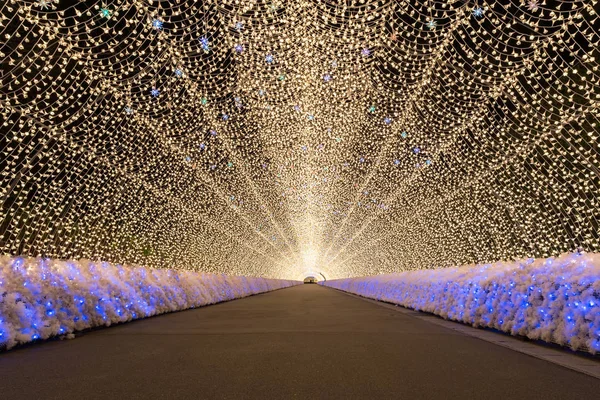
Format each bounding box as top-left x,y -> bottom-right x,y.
0,284 -> 599,399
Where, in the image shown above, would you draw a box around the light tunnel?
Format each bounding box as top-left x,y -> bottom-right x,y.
0,0 -> 599,398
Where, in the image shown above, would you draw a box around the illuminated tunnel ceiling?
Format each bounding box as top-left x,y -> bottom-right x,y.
0,0 -> 599,279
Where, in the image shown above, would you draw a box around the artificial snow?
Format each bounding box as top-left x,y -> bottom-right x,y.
0,256 -> 299,350
321,252 -> 600,354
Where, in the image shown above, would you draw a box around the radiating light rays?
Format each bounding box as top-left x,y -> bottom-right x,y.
0,1 -> 599,279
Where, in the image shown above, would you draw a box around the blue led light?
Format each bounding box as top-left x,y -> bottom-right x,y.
199,36 -> 210,52
472,7 -> 484,19
321,253 -> 600,354
152,19 -> 163,30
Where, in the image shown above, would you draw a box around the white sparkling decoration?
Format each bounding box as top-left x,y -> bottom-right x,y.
0,256 -> 299,350
322,252 -> 600,354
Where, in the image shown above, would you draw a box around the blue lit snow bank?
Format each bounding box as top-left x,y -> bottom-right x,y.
321,252 -> 600,354
0,256 -> 299,350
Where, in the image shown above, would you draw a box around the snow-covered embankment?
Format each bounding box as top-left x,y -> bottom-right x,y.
0,256 -> 299,350
321,252 -> 600,354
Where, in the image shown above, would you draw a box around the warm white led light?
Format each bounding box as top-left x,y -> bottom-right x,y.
0,1 -> 598,279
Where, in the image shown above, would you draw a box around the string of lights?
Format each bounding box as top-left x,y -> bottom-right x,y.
0,0 -> 598,279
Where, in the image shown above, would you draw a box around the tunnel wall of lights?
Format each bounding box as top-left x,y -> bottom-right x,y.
0,255 -> 299,350
322,251 -> 600,354
1,1 -> 598,281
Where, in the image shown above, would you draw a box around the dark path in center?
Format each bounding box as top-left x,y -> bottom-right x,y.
1,284 -> 599,399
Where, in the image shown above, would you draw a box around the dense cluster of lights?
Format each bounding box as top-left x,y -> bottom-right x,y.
323,251 -> 600,354
0,1 -> 599,279
0,255 -> 299,349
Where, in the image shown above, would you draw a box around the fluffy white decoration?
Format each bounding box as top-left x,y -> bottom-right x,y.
321,252 -> 600,354
0,256 -> 299,350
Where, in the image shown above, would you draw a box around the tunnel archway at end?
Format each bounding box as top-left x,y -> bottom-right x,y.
297,270 -> 328,282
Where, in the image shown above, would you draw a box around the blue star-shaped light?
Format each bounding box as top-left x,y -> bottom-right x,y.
258,89 -> 265,96
361,48 -> 371,57
323,74 -> 332,82
293,105 -> 301,112
368,105 -> 376,113
234,44 -> 244,53
426,20 -> 437,30
359,157 -> 365,163
150,88 -> 160,97
124,107 -> 133,114
307,114 -> 314,121
265,54 -> 274,63
394,159 -> 400,165
175,69 -> 183,77
472,7 -> 484,18
201,97 -> 208,105
384,117 -> 392,125
199,37 -> 210,52
401,131 -> 408,138
425,159 -> 432,166
200,143 -> 206,150
100,8 -> 111,18
210,130 -> 217,136
413,147 -> 421,154
152,19 -> 163,30
185,156 -> 192,162
301,145 -> 308,151
227,161 -> 233,168
222,114 -> 229,121
235,21 -> 244,31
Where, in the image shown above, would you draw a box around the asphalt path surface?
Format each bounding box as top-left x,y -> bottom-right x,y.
1,284 -> 599,399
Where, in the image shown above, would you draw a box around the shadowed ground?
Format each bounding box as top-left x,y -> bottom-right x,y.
0,284 -> 598,399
